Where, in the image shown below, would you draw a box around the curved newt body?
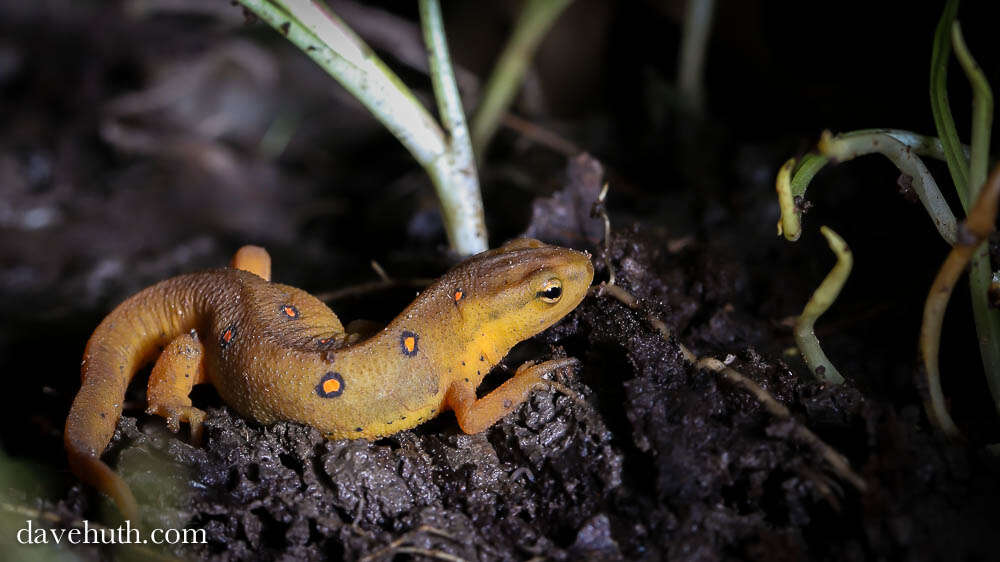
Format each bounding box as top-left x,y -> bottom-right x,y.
65,239 -> 593,520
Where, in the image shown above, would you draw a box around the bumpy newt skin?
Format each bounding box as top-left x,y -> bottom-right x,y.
65,239 -> 594,521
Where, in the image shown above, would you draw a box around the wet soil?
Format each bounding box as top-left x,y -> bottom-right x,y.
2,2 -> 1000,561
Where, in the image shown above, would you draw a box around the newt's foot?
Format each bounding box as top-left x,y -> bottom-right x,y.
146,404 -> 206,445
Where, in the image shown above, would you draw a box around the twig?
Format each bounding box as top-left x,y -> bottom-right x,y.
921,164 -> 1000,439
316,278 -> 433,302
794,226 -> 852,385
589,182 -> 615,285
500,113 -> 581,156
359,524 -> 462,562
597,283 -> 867,492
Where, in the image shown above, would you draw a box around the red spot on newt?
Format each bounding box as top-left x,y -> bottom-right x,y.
281,305 -> 299,318
454,290 -> 463,302
220,325 -> 236,348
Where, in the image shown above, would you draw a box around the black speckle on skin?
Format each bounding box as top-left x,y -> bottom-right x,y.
100,413 -> 106,419
401,416 -> 406,420
464,378 -> 469,382
480,355 -> 485,362
386,420 -> 393,425
461,361 -> 466,366
355,427 -> 363,432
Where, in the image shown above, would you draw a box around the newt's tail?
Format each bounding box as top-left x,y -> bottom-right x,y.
64,274 -> 208,521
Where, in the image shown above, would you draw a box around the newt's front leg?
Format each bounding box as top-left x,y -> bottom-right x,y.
145,331 -> 208,444
445,358 -> 579,434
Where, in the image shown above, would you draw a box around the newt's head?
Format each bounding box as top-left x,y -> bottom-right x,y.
445,238 -> 594,346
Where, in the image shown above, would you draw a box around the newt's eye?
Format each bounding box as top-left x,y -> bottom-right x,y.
537,279 -> 563,303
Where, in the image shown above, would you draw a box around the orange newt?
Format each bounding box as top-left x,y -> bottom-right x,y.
64,239 -> 594,521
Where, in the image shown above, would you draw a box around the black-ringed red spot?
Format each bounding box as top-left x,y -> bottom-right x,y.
453,289 -> 464,302
220,325 -> 237,348
316,372 -> 345,398
281,304 -> 300,319
400,331 -> 419,357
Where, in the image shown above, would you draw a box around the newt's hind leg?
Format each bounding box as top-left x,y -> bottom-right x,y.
230,245 -> 271,281
145,331 -> 208,445
445,358 -> 580,434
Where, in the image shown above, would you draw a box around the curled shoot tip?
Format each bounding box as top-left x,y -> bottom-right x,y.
776,153 -> 830,241
819,130 -> 958,246
921,164 -> 1000,439
795,226 -> 852,385
776,158 -> 799,240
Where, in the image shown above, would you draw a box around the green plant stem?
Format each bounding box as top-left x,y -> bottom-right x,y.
774,131 -> 973,243
470,0 -> 573,156
930,0 -> 969,207
951,22 -> 993,200
819,130 -> 958,245
846,128 -> 971,162
951,20 -> 1000,416
237,0 -> 487,255
418,0 -> 487,254
921,165 -> 1000,438
677,0 -> 715,113
795,226 -> 852,385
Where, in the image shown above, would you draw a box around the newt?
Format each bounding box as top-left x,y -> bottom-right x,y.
64,238 -> 594,521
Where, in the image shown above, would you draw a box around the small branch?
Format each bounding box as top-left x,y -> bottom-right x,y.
598,284 -> 867,493
677,0 -> 716,113
819,130 -> 958,245
795,226 -> 852,385
316,278 -> 433,302
920,164 -> 1000,439
470,0 -> 574,156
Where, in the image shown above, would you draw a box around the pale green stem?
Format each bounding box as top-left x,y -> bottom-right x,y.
470,0 -> 573,156
844,128 -> 971,162
795,226 -> 852,385
951,21 -> 993,200
677,0 -> 715,113
418,0 -> 487,254
819,130 -> 958,245
236,0 -> 487,255
775,130 -> 971,243
951,20 -> 1000,416
930,0 -> 969,207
